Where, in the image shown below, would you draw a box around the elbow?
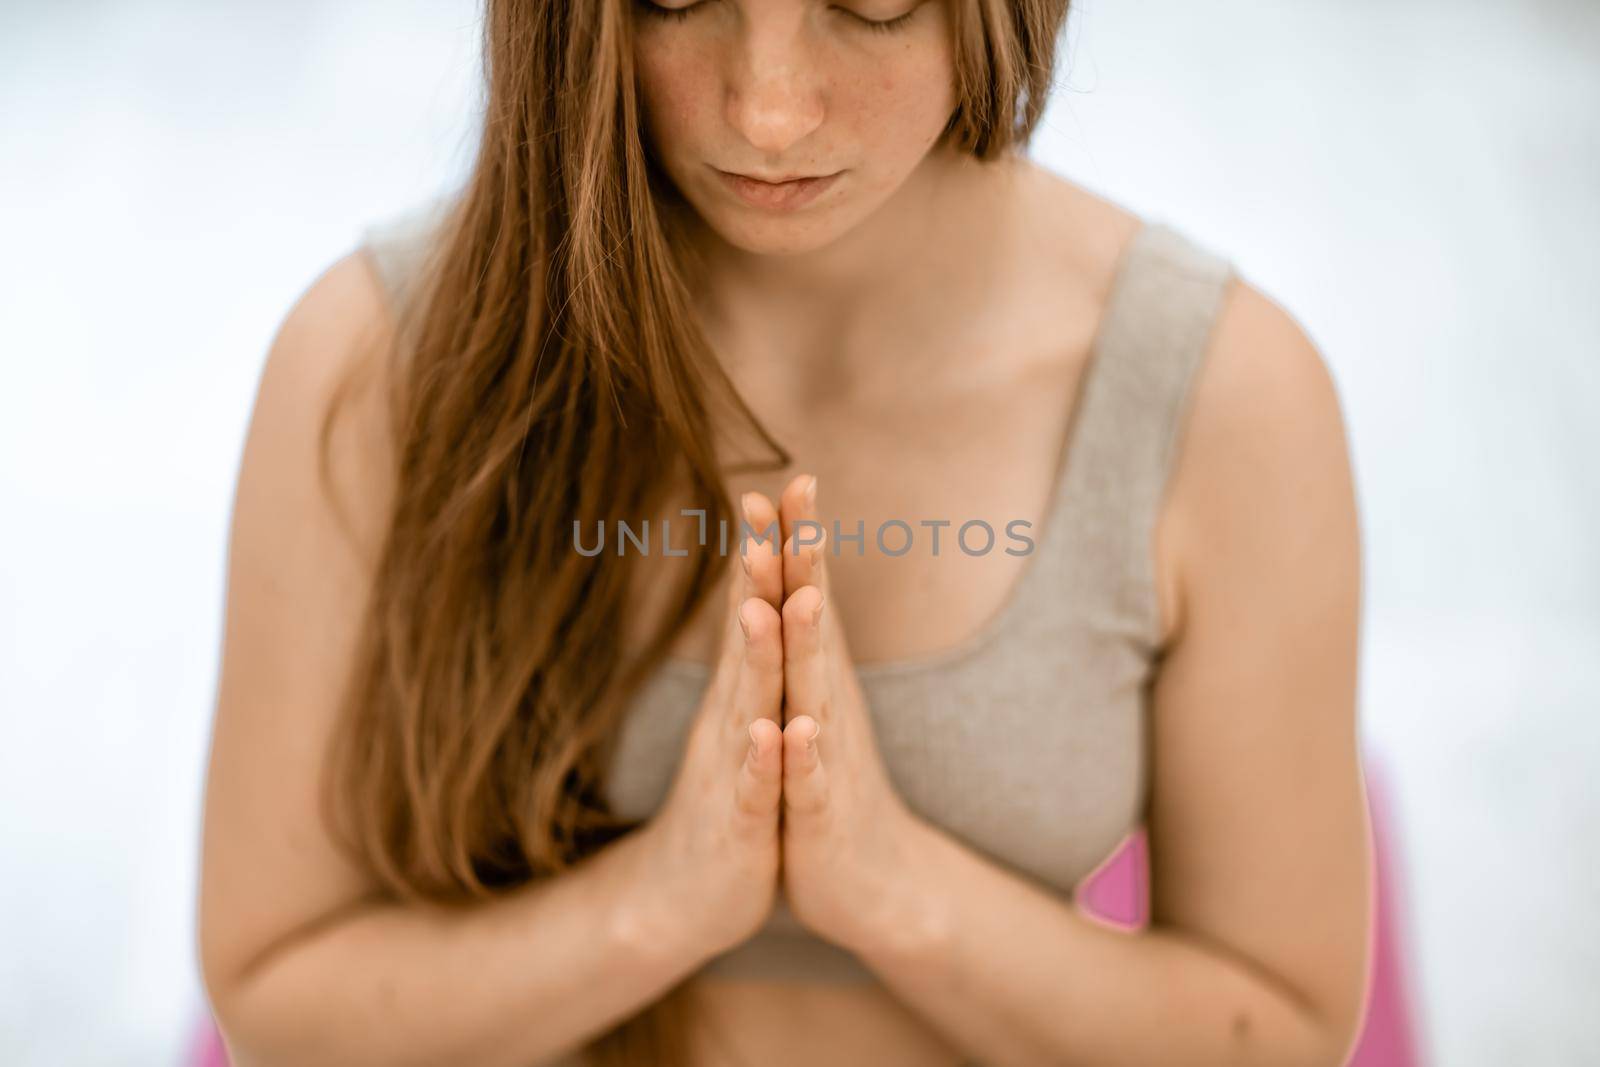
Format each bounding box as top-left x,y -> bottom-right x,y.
199,971 -> 260,1067
1216,1009 -> 1354,1067
200,986 -> 333,1067
1282,905 -> 1375,1066
198,957 -> 278,1067
1308,932 -> 1376,1066
1225,1010 -> 1360,1067
198,918 -> 272,1067
201,978 -> 353,1067
1314,995 -> 1369,1067
197,925 -> 248,1063
1298,1021 -> 1362,1067
199,937 -> 325,1067
1222,970 -> 1368,1067
1282,987 -> 1369,1067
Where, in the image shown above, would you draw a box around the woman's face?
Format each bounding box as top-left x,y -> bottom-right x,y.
631,0 -> 958,255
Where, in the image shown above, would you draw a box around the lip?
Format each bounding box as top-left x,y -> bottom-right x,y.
714,167 -> 842,211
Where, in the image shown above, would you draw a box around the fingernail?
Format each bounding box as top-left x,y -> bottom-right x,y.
805,722 -> 819,751
748,722 -> 760,760
811,594 -> 824,625
738,604 -> 752,640
804,475 -> 817,510
741,492 -> 755,526
739,545 -> 753,579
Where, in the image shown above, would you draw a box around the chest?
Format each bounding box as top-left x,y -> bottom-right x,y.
627,345 -> 1106,671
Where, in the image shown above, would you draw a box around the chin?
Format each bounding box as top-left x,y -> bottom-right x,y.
706,214 -> 851,257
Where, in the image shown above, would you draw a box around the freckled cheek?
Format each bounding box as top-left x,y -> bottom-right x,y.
844,55 -> 954,147
635,46 -> 721,147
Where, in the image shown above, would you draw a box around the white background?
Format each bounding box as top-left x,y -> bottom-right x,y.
2,1 -> 1596,1063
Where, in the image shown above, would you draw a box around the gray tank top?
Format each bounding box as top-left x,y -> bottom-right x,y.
359,194 -> 1235,986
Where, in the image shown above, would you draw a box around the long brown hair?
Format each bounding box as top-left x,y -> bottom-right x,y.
316,0 -> 1071,1061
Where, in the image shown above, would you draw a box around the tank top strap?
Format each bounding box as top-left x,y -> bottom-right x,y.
1041,219 -> 1236,656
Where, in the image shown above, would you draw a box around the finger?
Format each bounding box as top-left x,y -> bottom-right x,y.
739,491 -> 785,610
710,528 -> 760,685
712,488 -> 782,672
778,474 -> 818,572
777,472 -> 813,552
781,584 -> 828,728
742,488 -> 783,547
783,523 -> 826,602
733,715 -> 784,821
728,592 -> 784,737
781,714 -> 829,819
780,473 -> 832,599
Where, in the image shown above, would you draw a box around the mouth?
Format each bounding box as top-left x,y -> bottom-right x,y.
713,167 -> 842,211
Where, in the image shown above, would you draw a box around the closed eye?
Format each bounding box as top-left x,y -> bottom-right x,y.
633,0 -> 920,33
835,5 -> 920,33
634,0 -> 706,22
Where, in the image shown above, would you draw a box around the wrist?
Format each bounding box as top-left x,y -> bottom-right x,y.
847,813 -> 954,967
603,826 -> 720,974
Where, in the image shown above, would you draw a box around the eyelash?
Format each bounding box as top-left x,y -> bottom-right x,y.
635,0 -> 918,35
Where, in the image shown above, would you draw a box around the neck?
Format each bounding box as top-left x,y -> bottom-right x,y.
683,145 -> 1030,384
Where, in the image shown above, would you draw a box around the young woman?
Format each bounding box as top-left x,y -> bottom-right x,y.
197,0 -> 1372,1064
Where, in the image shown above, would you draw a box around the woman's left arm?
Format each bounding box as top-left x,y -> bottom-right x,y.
781,283 -> 1373,1067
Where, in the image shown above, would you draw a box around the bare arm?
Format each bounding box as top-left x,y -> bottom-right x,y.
196,252 -> 712,1067
846,281 -> 1372,1066
214,832 -> 707,1067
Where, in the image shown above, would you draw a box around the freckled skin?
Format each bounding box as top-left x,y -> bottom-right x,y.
631,0 -> 957,256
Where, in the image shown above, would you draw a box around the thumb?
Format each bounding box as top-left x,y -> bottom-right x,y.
734,716 -> 784,822
781,715 -> 828,819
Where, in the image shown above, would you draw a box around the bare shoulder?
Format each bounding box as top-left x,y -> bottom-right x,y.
1002,163 -> 1357,643
1163,275 -> 1359,645
1011,158 -> 1146,293
995,158 -> 1147,377
198,246 -> 403,1002
254,248 -> 404,558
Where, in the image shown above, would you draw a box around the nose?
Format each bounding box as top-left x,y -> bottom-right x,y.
725,14 -> 826,158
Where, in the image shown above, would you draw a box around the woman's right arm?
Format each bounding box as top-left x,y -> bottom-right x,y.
196,252 -> 732,1067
